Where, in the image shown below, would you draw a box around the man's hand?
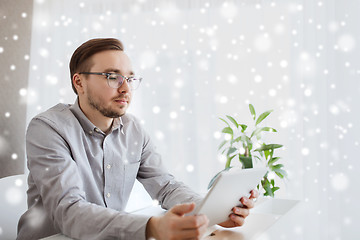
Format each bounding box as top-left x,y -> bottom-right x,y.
218,189 -> 259,228
146,202 -> 209,240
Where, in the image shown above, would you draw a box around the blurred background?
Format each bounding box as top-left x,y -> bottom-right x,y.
1,0 -> 359,239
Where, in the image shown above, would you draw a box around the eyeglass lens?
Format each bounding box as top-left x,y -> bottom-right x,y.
107,75 -> 140,90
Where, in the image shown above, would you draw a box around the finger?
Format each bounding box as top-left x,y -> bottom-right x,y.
249,189 -> 259,199
176,218 -> 209,239
229,213 -> 245,226
241,197 -> 254,209
171,202 -> 196,216
233,206 -> 249,218
178,215 -> 209,229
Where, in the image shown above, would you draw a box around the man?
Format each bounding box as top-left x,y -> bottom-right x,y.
17,38 -> 258,240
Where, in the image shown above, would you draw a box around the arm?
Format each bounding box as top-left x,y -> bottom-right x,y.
26,118 -> 150,240
134,128 -> 258,234
126,118 -> 208,239
135,126 -> 258,230
135,127 -> 203,209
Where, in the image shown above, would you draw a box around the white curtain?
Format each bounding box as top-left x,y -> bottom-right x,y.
26,0 -> 359,239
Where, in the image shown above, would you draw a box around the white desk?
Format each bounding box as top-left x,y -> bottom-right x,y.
41,198 -> 299,240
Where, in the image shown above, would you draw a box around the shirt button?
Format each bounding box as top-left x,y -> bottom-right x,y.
106,164 -> 111,169
106,193 -> 111,198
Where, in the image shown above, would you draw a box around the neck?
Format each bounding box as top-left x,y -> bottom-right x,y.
78,98 -> 113,133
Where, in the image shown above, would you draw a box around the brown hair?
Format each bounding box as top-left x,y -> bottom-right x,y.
69,38 -> 124,94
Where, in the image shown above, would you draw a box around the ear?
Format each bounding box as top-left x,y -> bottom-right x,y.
73,73 -> 84,94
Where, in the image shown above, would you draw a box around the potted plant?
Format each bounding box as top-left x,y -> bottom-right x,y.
209,104 -> 287,197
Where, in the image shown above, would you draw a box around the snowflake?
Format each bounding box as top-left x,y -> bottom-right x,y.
301,148 -> 310,156
331,173 -> 349,191
11,153 -> 18,160
152,106 -> 160,114
186,164 -> 194,172
169,111 -> 178,119
5,187 -> 23,205
254,34 -> 272,52
220,2 -> 238,19
337,34 -> 356,52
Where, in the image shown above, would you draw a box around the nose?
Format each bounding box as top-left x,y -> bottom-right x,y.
118,78 -> 130,93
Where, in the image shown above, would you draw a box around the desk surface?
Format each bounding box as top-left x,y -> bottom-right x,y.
41,198 -> 299,240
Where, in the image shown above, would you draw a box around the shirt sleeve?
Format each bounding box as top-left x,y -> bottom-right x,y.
136,128 -> 203,209
24,117 -> 151,240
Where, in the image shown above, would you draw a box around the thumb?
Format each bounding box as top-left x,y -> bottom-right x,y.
170,202 -> 196,216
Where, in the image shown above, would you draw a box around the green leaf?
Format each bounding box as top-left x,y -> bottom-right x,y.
268,157 -> 280,166
227,147 -> 237,156
226,115 -> 239,128
243,135 -> 252,145
275,172 -> 284,178
254,144 -> 283,152
219,117 -> 230,127
270,149 -> 274,159
231,136 -> 242,144
272,164 -> 284,170
255,110 -> 273,126
208,167 -> 232,189
208,172 -> 221,190
264,149 -> 270,160
261,178 -> 274,197
273,168 -> 287,178
239,156 -> 253,169
225,155 -> 236,169
247,142 -> 253,151
268,189 -> 274,197
253,155 -> 261,162
249,104 -> 256,120
269,127 -> 278,132
250,128 -> 260,139
218,140 -> 228,151
239,124 -> 248,132
250,127 -> 277,139
222,127 -> 233,136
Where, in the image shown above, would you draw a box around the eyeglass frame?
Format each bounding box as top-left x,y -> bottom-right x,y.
79,72 -> 142,90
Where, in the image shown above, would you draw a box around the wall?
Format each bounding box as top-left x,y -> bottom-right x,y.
0,0 -> 33,178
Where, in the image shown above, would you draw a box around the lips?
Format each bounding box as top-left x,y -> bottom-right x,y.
115,99 -> 127,103
114,98 -> 128,105
114,94 -> 130,105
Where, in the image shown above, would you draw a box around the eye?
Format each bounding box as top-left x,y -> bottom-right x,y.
107,73 -> 119,80
127,76 -> 135,83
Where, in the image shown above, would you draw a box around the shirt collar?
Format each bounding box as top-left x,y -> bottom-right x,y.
69,98 -> 125,136
112,116 -> 125,135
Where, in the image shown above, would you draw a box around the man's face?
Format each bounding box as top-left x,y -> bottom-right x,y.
82,50 -> 133,118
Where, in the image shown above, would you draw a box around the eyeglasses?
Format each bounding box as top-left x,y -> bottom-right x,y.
79,72 -> 142,90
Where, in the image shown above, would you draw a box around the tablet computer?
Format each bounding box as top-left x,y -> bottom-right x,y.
190,167 -> 267,226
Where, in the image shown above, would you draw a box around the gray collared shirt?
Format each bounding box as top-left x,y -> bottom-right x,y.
17,99 -> 201,240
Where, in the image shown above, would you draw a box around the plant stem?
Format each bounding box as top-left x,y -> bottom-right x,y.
225,157 -> 231,169
245,147 -> 249,157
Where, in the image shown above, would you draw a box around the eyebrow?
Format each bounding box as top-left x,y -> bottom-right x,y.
103,68 -> 135,76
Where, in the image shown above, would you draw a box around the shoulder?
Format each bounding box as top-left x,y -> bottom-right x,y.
29,103 -> 75,129
121,113 -> 142,129
121,113 -> 148,137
